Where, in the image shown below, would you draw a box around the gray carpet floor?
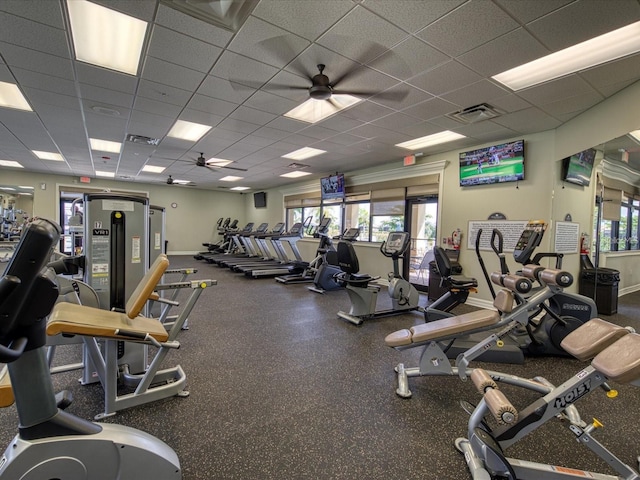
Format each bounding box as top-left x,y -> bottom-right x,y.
1,255 -> 638,479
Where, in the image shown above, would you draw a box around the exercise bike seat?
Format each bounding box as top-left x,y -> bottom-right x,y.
334,240 -> 380,288
448,275 -> 478,290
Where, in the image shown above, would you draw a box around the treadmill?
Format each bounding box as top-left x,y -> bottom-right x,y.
241,222 -> 307,278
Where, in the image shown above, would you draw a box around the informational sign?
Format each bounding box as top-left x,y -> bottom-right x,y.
132,236 -> 141,263
554,221 -> 580,254
102,199 -> 135,212
468,220 -> 529,252
154,232 -> 161,250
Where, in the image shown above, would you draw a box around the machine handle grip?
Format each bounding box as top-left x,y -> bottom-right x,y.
0,337 -> 28,363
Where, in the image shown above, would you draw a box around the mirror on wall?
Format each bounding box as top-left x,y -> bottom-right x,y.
0,185 -> 33,241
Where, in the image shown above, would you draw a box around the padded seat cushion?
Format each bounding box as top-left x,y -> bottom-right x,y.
47,302 -> 169,342
591,333 -> 640,384
449,275 -> 478,289
0,366 -> 14,408
560,318 -> 629,361
385,309 -> 500,347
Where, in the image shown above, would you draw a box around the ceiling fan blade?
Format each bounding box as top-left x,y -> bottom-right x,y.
329,42 -> 387,88
205,164 -> 248,172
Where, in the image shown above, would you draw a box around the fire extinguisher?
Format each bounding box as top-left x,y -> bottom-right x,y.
452,228 -> 462,250
580,232 -> 590,254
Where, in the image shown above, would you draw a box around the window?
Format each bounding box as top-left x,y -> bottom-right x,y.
595,194 -> 640,251
321,203 -> 342,238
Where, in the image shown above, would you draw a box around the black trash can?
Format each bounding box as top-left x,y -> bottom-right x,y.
579,267 -> 620,315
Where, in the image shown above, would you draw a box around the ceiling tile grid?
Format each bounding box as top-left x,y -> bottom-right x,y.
0,0 -> 637,189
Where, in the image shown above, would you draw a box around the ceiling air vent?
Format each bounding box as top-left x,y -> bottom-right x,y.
447,103 -> 502,124
287,162 -> 309,169
160,0 -> 258,32
125,134 -> 160,146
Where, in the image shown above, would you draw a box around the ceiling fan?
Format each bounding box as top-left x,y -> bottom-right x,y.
192,153 -> 248,172
274,63 -> 409,105
166,175 -> 195,186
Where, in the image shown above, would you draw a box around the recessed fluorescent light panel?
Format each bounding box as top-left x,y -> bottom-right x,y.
220,176 -> 243,182
493,21 -> 640,91
1,188 -> 15,191
283,147 -> 326,161
396,131 -> 466,150
230,186 -> 250,191
629,130 -> 640,143
280,171 -> 312,178
171,179 -> 191,185
18,186 -> 34,189
285,96 -> 362,123
0,160 -> 24,168
67,0 -> 148,76
95,170 -> 115,178
33,150 -> 64,161
142,165 -> 166,173
0,82 -> 31,111
90,138 -> 122,153
167,120 -> 212,142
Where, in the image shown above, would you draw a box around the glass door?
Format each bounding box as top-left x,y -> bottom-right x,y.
405,196 -> 438,292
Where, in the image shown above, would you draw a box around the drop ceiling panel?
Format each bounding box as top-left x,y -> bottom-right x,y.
217,118 -> 262,135
186,94 -> 238,117
493,0 -> 574,24
133,96 -> 182,118
363,0 -> 465,34
142,56 -> 207,91
12,68 -> 77,97
369,37 -> 449,81
0,42 -> 74,80
340,101 -> 395,123
370,113 -> 426,133
526,0 -> 640,50
580,54 -> 640,88
137,79 -> 192,107
211,51 -> 280,89
155,4 -> 233,47
456,28 -> 550,77
252,0 -> 354,41
517,75 -> 598,105
0,12 -> 69,57
92,0 -> 157,21
218,142 -> 265,160
79,84 -> 134,110
128,110 -> 175,134
178,109 -> 225,129
75,63 -> 139,94
401,97 -> 460,121
0,0 -> 65,28
25,89 -> 79,112
417,0 -> 519,57
407,61 -> 483,96
321,7 -> 409,63
147,25 -> 223,72
441,80 -> 510,108
244,90 -> 299,116
539,90 -> 604,117
492,107 -> 562,133
197,75 -> 256,104
227,17 -> 309,68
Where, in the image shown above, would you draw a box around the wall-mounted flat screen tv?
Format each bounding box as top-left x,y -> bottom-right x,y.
459,139 -> 525,187
562,148 -> 596,187
254,191 -> 267,208
320,173 -> 345,200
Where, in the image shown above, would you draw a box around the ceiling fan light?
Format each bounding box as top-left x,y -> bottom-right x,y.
284,95 -> 361,124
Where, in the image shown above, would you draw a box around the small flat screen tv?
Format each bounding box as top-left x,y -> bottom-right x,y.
320,173 -> 345,200
253,191 -> 267,208
562,148 -> 596,186
459,139 -> 525,187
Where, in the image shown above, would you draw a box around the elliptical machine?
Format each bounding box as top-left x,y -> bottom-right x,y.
0,218 -> 181,479
478,221 -> 597,357
335,231 -> 421,325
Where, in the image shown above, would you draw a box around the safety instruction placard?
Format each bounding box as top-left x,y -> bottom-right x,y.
102,199 -> 135,211
132,236 -> 141,263
554,222 -> 579,254
468,220 -> 529,252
